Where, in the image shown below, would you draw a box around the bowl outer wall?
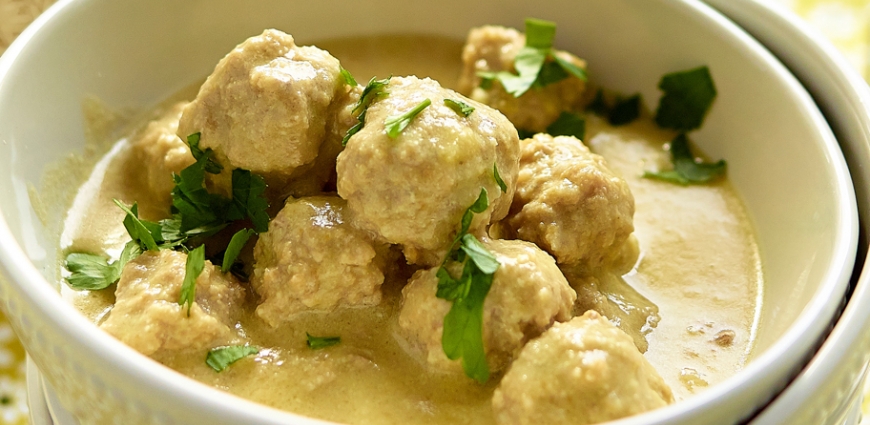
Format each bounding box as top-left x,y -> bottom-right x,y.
704,1 -> 870,424
0,0 -> 857,424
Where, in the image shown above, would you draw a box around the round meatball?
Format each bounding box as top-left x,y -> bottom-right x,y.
457,26 -> 587,132
100,250 -> 245,357
177,29 -> 345,180
492,310 -> 673,425
129,102 -> 195,205
505,134 -> 635,271
337,76 -> 520,265
397,239 -> 576,374
252,196 -> 387,326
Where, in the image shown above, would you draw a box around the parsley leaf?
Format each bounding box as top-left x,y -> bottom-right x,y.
339,66 -> 357,87
525,18 -> 557,48
385,99 -> 431,139
222,228 -> 255,273
440,258 -> 495,384
206,345 -> 259,372
644,133 -> 727,185
435,189 -> 501,383
546,111 -> 586,140
344,77 -> 391,146
444,99 -> 475,117
551,54 -> 587,81
608,94 -> 641,126
493,164 -> 507,193
179,245 -> 205,316
64,241 -> 142,290
654,66 -> 717,131
171,155 -> 228,232
114,200 -> 162,251
229,169 -> 270,233
587,89 -> 608,115
185,133 -> 223,174
306,333 -> 341,349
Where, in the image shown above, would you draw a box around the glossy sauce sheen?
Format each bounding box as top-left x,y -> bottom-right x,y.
61,35 -> 762,424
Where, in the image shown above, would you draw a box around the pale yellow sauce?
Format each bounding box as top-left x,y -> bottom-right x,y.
60,35 -> 762,424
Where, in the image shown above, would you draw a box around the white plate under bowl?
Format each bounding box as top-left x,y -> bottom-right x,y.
0,0 -> 857,424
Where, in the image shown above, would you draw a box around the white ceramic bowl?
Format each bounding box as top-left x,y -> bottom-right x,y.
0,0 -> 857,424
705,1 -> 870,424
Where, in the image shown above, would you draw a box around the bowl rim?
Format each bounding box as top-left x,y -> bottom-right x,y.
0,0 -> 858,423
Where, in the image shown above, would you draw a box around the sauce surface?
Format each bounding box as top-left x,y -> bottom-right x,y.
60,34 -> 762,424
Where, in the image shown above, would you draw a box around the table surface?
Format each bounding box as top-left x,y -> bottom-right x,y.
0,0 -> 868,424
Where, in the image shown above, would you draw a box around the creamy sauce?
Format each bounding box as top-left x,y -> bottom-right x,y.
60,35 -> 762,423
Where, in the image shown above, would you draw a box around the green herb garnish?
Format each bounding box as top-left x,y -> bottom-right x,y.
654,66 -> 717,131
385,98 -> 431,138
306,333 -> 341,349
444,99 -> 475,117
608,94 -> 642,126
206,345 -> 259,372
477,18 -> 587,97
64,241 -> 142,290
343,77 -> 391,146
644,133 -> 727,185
493,164 -> 507,193
179,245 -> 205,316
546,111 -> 586,140
339,66 -> 357,87
435,189 -> 500,383
185,132 -> 223,174
221,228 -> 255,273
228,169 -> 269,233
114,200 -> 162,251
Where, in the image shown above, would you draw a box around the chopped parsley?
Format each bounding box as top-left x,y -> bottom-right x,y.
444,98 -> 475,117
546,111 -> 586,140
343,77 -> 391,146
206,345 -> 259,372
115,200 -> 162,251
185,132 -> 223,174
64,241 -> 141,290
385,98 -> 431,139
228,169 -> 269,233
339,66 -> 357,87
493,164 -> 507,193
477,18 -> 587,97
436,189 -> 500,383
306,333 -> 341,349
654,66 -> 717,131
608,94 -> 642,126
179,244 -> 205,316
221,228 -> 255,273
644,133 -> 727,185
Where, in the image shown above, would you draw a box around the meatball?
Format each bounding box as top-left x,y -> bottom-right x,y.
492,311 -> 673,425
100,250 -> 244,357
177,29 -> 346,184
457,26 -> 587,132
252,196 -> 387,326
397,239 -> 576,374
505,134 -> 635,271
337,76 -> 520,265
129,102 -> 195,204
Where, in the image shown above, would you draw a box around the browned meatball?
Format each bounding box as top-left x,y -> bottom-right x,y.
505,134 -> 635,272
492,310 -> 673,425
100,250 -> 244,357
337,76 -> 520,265
252,196 -> 388,326
457,26 -> 587,132
397,239 -> 575,375
177,29 -> 350,195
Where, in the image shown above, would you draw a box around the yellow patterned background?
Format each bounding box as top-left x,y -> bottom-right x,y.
0,0 -> 868,423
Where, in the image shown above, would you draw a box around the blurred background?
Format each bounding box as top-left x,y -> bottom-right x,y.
0,0 -> 868,424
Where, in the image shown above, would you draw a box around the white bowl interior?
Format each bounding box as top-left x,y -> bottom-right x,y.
0,0 -> 855,424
